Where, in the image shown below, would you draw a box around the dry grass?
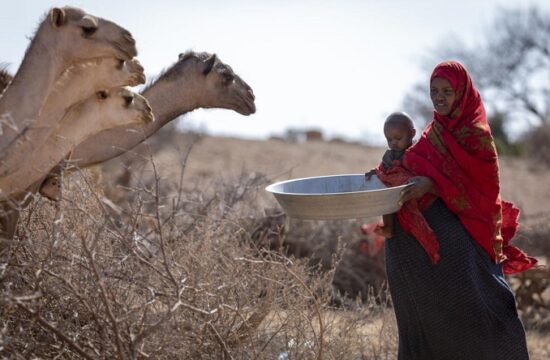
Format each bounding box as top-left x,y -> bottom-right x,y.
1,133 -> 549,359
0,150 -> 397,359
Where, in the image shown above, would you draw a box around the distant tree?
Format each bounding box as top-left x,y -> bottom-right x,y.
402,6 -> 550,135
523,123 -> 550,166
488,112 -> 522,156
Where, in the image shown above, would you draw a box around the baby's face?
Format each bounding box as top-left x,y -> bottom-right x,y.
384,124 -> 413,151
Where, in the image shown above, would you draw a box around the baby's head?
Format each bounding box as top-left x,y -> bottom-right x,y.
383,112 -> 416,151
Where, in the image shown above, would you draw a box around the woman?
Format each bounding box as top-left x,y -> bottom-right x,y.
386,60 -> 537,359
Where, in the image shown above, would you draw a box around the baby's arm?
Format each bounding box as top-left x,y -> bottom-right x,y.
365,169 -> 377,180
375,214 -> 394,238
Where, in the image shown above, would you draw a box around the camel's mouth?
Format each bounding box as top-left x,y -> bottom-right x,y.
126,59 -> 145,85
134,73 -> 146,85
142,112 -> 155,122
243,98 -> 256,115
125,72 -> 146,87
141,100 -> 154,122
113,42 -> 137,60
236,91 -> 256,115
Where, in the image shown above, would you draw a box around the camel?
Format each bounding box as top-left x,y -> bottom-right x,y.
0,88 -> 153,201
0,6 -> 138,158
0,57 -> 145,177
67,51 -> 256,167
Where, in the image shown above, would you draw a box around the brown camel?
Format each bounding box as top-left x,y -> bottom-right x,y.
0,6 -> 138,158
67,51 -> 256,167
0,57 -> 145,177
0,88 -> 153,201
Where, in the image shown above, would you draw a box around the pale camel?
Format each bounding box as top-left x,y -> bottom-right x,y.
0,6 -> 138,157
68,51 -> 256,167
0,57 -> 145,177
0,88 -> 153,201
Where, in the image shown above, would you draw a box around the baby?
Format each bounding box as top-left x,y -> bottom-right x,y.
365,112 -> 416,238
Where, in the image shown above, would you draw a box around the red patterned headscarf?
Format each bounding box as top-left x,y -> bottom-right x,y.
403,61 -> 537,274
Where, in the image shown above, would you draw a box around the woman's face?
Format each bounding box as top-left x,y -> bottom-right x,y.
430,77 -> 456,116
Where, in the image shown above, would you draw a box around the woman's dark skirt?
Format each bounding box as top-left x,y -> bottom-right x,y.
385,199 -> 529,360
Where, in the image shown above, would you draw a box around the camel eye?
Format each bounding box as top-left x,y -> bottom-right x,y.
222,73 -> 234,85
97,90 -> 108,99
123,94 -> 134,107
82,26 -> 97,36
116,59 -> 125,70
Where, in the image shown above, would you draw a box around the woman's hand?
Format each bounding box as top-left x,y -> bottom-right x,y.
398,176 -> 436,206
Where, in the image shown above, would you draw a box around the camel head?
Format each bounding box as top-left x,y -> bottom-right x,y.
159,51 -> 256,115
82,88 -> 154,130
45,6 -> 138,63
56,87 -> 154,144
82,57 -> 145,88
56,57 -> 145,96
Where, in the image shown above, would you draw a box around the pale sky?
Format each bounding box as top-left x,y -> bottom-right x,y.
2,0 -> 549,145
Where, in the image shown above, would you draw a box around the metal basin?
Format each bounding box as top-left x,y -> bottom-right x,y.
265,174 -> 407,220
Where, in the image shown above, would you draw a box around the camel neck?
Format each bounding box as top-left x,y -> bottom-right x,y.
0,22 -> 63,154
141,76 -> 200,129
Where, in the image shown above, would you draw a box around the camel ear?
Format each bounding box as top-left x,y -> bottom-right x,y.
202,54 -> 217,75
78,15 -> 99,30
178,53 -> 185,60
50,8 -> 67,28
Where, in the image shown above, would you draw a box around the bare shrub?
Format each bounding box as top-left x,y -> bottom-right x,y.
0,155 -> 397,359
2,140 -> 549,357
510,211 -> 550,332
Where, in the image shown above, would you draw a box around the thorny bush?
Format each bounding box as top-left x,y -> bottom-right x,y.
0,157 -> 397,359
